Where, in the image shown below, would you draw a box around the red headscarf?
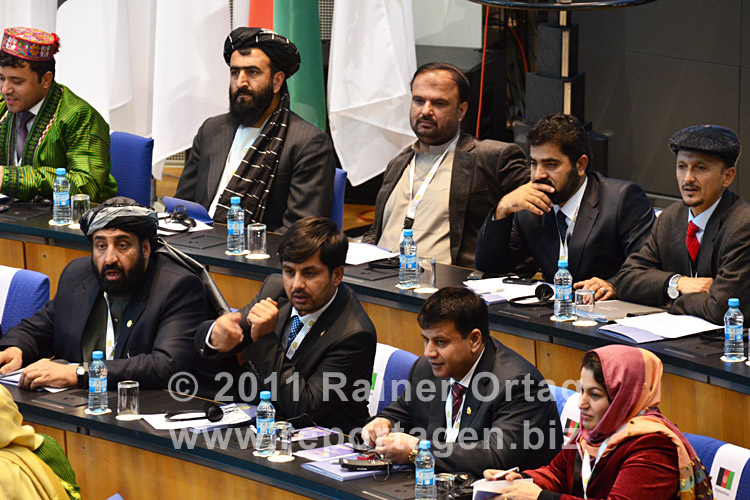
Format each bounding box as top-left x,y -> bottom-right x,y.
577,345 -> 712,500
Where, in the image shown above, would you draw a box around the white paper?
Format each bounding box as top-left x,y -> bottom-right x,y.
464,278 -> 540,301
472,478 -> 534,500
345,242 -> 397,266
615,312 -> 721,339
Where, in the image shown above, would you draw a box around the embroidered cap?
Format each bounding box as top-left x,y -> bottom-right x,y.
1,27 -> 60,62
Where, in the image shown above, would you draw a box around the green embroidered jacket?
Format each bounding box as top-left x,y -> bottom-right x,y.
0,81 -> 118,202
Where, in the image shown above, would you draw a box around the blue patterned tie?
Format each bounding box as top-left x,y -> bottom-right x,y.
287,315 -> 303,348
556,210 -> 569,242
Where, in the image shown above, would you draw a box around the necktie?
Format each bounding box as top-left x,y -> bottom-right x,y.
287,315 -> 303,348
686,221 -> 700,262
15,111 -> 34,160
451,383 -> 466,425
556,210 -> 569,243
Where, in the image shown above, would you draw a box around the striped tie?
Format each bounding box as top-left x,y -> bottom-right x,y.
451,383 -> 466,425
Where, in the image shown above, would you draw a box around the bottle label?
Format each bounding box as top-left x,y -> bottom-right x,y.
228,220 -> 244,236
257,417 -> 273,435
89,377 -> 106,393
556,284 -> 572,301
725,324 -> 743,342
53,192 -> 70,207
416,467 -> 434,486
400,253 -> 417,269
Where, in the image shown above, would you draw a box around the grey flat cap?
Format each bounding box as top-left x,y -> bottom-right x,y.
669,125 -> 741,167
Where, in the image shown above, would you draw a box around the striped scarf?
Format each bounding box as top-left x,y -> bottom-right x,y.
213,88 -> 291,224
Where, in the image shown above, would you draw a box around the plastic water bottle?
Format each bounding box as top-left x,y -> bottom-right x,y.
722,298 -> 746,362
52,167 -> 71,224
254,390 -> 275,456
415,440 -> 436,500
399,228 -> 418,289
87,351 -> 108,414
226,196 -> 245,254
554,259 -> 575,321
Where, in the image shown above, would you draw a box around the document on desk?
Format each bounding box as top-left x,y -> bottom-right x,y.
600,312 -> 721,343
293,443 -> 355,461
473,478 -> 534,500
301,455 -> 410,481
0,369 -> 72,393
157,214 -> 213,236
345,242 -> 397,266
463,278 -> 540,302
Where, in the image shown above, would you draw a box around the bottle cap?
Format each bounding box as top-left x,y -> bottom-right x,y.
230,196 -> 241,205
557,259 -> 568,268
55,167 -> 66,176
729,298 -> 740,307
418,440 -> 430,450
92,350 -> 104,360
403,228 -> 413,237
260,390 -> 271,400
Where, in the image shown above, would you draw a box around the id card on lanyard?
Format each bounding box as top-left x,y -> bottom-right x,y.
285,319 -> 315,359
403,137 -> 458,230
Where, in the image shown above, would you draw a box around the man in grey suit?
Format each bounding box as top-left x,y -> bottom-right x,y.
175,27 -> 335,231
362,62 -> 528,268
475,114 -> 655,300
615,125 -> 750,324
194,217 -> 377,433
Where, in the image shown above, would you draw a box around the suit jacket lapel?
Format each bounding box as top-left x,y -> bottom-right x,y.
113,257 -> 156,358
69,274 -> 101,356
275,299 -> 293,344
542,210 -> 560,270
669,205 -> 691,275
448,135 -> 475,264
207,117 -> 240,202
696,190 -> 733,276
292,286 -> 347,358
568,175 -> 599,278
460,341 -> 496,431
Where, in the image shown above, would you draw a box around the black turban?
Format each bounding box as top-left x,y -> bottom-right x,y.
669,125 -> 742,168
79,196 -> 158,241
223,27 -> 300,78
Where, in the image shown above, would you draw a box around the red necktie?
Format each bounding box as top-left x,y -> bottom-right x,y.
451,383 -> 466,425
686,221 -> 700,262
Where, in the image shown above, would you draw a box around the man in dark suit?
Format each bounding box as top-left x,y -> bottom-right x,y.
362,62 -> 527,268
175,27 -> 335,230
0,198 -> 206,389
195,217 -> 377,433
475,114 -> 654,300
615,125 -> 750,324
362,287 -> 561,476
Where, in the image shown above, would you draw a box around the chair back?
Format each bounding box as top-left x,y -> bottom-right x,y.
0,266 -> 49,334
547,384 -> 581,446
368,343 -> 418,416
110,131 -> 154,206
330,168 -> 347,230
685,433 -> 750,498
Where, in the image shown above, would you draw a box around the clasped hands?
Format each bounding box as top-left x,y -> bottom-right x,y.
361,417 -> 419,464
0,347 -> 78,389
208,298 -> 279,351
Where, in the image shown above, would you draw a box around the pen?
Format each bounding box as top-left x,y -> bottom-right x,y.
492,466 -> 519,480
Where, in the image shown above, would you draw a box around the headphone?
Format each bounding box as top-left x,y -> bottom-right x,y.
508,283 -> 555,307
158,204 -> 197,234
164,402 -> 223,422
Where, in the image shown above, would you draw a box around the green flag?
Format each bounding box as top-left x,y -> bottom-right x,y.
274,0 -> 327,131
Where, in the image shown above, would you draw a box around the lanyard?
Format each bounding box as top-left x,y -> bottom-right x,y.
285,318 -> 315,359
403,137 -> 458,229
444,392 -> 463,442
580,423 -> 626,498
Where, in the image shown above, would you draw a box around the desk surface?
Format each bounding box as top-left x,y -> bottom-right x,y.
8,382 -> 418,500
2,206 -> 749,395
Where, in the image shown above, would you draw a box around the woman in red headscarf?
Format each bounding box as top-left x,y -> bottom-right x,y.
483,345 -> 712,500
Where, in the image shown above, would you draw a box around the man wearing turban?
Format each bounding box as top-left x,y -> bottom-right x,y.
0,197 -> 206,389
175,28 -> 337,231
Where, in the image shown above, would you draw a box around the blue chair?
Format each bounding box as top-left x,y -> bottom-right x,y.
685,433 -> 750,497
162,196 -> 213,225
330,168 -> 347,231
548,384 -> 581,445
110,131 -> 154,206
368,343 -> 418,416
0,266 -> 49,334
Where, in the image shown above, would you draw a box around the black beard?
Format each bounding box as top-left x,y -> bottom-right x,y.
229,84 -> 274,127
535,170 -> 581,205
94,250 -> 146,297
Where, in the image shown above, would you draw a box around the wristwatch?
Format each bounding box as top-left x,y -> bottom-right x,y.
667,274 -> 682,300
75,363 -> 88,387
